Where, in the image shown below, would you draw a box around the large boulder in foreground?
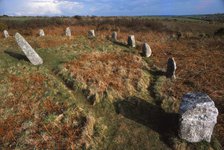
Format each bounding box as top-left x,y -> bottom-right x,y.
179,92 -> 218,143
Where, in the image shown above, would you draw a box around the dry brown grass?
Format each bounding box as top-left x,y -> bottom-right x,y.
63,52 -> 150,103
0,69 -> 88,149
85,29 -> 224,146
0,18 -> 223,147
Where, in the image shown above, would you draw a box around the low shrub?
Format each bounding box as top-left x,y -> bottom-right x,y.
0,22 -> 8,32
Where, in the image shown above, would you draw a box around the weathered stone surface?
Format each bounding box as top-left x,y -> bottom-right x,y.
179,92 -> 219,143
127,35 -> 136,47
65,27 -> 71,37
142,43 -> 152,57
112,31 -> 117,41
39,29 -> 45,37
3,30 -> 9,38
15,33 -> 43,65
88,30 -> 95,38
166,57 -> 176,79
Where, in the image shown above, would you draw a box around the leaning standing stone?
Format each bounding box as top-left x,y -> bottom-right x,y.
166,57 -> 176,79
179,92 -> 218,143
3,30 -> 9,38
112,31 -> 117,41
39,29 -> 45,37
88,30 -> 95,38
142,43 -> 152,57
15,33 -> 43,65
127,35 -> 136,48
65,27 -> 71,37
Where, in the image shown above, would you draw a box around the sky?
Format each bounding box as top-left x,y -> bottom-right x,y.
0,0 -> 224,16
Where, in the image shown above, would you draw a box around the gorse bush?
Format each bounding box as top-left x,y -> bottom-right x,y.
75,18 -> 169,32
1,17 -> 65,29
0,22 -> 7,32
1,17 -> 169,33
214,27 -> 224,36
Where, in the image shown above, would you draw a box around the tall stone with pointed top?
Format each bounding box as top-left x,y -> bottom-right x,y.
88,30 -> 95,38
3,30 -> 9,38
179,92 -> 218,143
15,33 -> 43,65
127,35 -> 136,48
39,29 -> 45,37
142,43 -> 152,57
65,27 -> 71,37
166,57 -> 176,79
112,31 -> 117,41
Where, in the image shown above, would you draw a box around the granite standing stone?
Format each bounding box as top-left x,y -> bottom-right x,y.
142,43 -> 152,57
112,31 -> 117,41
179,92 -> 218,143
15,33 -> 43,65
3,30 -> 9,38
127,35 -> 136,48
65,27 -> 71,37
39,29 -> 45,37
166,57 -> 176,79
88,30 -> 95,38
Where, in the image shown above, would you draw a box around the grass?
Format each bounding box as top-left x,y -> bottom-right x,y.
56,52 -> 150,104
0,65 -> 89,149
0,17 -> 223,149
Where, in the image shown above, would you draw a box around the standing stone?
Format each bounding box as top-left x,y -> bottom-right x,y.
142,43 -> 152,57
127,35 -> 136,48
3,30 -> 9,38
166,57 -> 176,79
112,31 -> 117,41
179,92 -> 218,143
39,29 -> 45,37
88,30 -> 95,38
15,33 -> 43,65
65,27 -> 71,37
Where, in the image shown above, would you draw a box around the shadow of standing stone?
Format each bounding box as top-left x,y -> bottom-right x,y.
114,97 -> 179,148
4,50 -> 29,62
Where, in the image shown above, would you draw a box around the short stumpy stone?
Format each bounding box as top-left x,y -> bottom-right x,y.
15,33 -> 43,65
112,32 -> 117,41
39,29 -> 45,37
65,27 -> 71,37
88,30 -> 95,38
179,92 -> 218,143
142,43 -> 152,57
3,30 -> 9,38
127,35 -> 136,48
166,57 -> 176,79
